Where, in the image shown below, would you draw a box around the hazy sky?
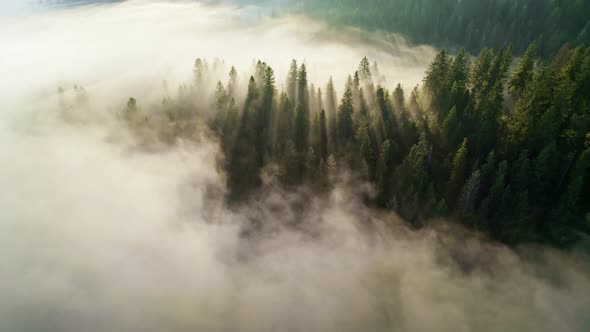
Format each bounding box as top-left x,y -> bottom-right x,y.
0,0 -> 436,112
0,0 -> 30,16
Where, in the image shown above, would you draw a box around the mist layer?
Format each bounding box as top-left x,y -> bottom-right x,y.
0,1 -> 589,332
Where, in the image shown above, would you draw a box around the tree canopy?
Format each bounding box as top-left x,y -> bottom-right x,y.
291,0 -> 590,57
116,44 -> 590,246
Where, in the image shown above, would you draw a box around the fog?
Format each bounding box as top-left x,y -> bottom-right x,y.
0,0 -> 434,111
1,1 -> 589,331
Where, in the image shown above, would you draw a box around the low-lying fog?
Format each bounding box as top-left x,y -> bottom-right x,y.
0,0 -> 433,110
0,1 -> 589,331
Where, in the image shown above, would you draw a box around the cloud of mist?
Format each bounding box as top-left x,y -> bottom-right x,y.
0,0 -> 435,111
1,114 -> 589,332
1,1 -> 590,332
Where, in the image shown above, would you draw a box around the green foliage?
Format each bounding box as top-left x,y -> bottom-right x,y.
447,138 -> 469,207
458,170 -> 480,216
294,105 -> 308,153
293,0 -> 590,56
337,86 -> 354,146
121,48 -> 590,245
287,59 -> 298,102
509,42 -> 537,96
325,77 -> 338,149
298,63 -> 309,110
319,110 -> 328,161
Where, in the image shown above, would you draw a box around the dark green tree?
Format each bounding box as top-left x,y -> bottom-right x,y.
509,42 -> 537,97
337,86 -> 355,145
319,110 -> 328,161
447,138 -> 469,207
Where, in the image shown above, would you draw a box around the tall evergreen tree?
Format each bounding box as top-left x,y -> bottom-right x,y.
447,138 -> 469,207
326,77 -> 338,148
193,58 -> 208,88
319,110 -> 328,161
287,59 -> 298,103
509,42 -> 537,97
227,66 -> 238,97
337,86 -> 355,145
294,105 -> 308,153
458,170 -> 481,216
298,63 -> 309,111
228,76 -> 260,199
358,56 -> 372,82
424,49 -> 452,115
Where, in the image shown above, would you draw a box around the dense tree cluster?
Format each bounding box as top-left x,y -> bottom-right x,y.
117,45 -> 590,246
291,0 -> 590,56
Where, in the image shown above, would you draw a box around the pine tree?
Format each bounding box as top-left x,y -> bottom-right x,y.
337,86 -> 355,145
372,61 -> 382,83
309,83 -> 317,114
316,87 -> 323,115
470,48 -> 494,100
424,49 -> 452,113
395,135 -> 430,218
213,81 -> 229,131
298,63 -> 309,111
305,147 -> 318,179
214,81 -> 228,111
222,97 -> 238,155
357,88 -> 369,119
358,56 -> 372,82
409,85 -> 423,119
353,71 -> 360,94
227,66 -> 238,97
533,141 -> 560,204
447,138 -> 469,206
319,110 -> 328,160
193,58 -> 208,87
509,42 -> 537,97
326,77 -> 338,148
287,59 -> 298,103
478,160 -> 508,224
442,105 -> 459,147
282,140 -> 299,185
513,150 -> 531,193
392,83 -> 405,113
376,87 -> 396,140
458,170 -> 481,215
361,126 -> 378,181
256,66 -> 276,164
227,76 -> 260,199
276,92 -> 293,156
555,146 -> 590,226
449,49 -> 469,89
294,105 -> 308,153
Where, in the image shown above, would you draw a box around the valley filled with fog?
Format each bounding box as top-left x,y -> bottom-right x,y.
0,1 -> 589,331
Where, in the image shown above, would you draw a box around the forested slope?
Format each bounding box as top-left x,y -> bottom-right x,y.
291,0 -> 590,56
85,44 -> 590,246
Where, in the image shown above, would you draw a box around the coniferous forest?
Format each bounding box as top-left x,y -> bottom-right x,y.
4,1 -> 590,330
291,0 -> 590,56
118,44 -> 590,246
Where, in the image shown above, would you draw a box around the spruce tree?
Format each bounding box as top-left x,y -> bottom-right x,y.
509,42 -> 537,97
337,86 -> 355,145
447,138 -> 469,207
319,110 -> 328,160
